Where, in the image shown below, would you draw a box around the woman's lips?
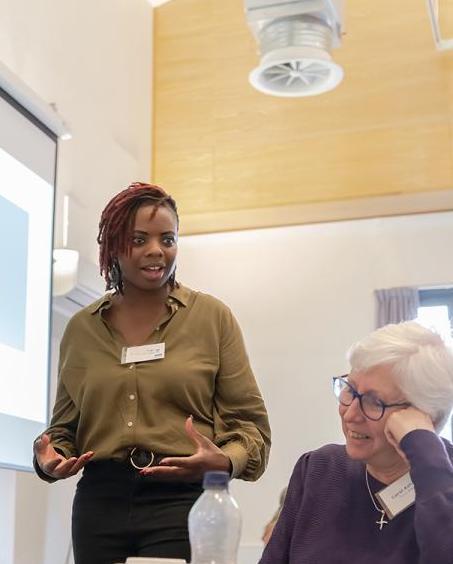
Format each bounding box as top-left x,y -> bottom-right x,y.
349,430 -> 371,440
141,265 -> 165,280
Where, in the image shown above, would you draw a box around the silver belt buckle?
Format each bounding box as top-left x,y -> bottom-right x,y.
129,447 -> 155,470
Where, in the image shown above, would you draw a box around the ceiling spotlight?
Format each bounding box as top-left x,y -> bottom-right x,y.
147,0 -> 172,6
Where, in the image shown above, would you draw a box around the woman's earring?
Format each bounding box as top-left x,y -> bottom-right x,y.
168,268 -> 177,288
108,260 -> 123,292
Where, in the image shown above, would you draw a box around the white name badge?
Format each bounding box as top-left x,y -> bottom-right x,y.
375,472 -> 415,519
121,342 -> 165,364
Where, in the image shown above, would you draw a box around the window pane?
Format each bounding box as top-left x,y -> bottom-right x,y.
417,305 -> 452,344
417,303 -> 453,441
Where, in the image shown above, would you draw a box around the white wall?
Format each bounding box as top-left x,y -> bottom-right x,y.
0,1 -> 152,562
0,0 -> 153,264
177,210 -> 453,560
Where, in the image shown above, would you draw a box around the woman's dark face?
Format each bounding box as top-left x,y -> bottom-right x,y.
117,204 -> 178,293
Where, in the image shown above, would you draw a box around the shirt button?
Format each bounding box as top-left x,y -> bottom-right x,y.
127,421 -> 133,427
129,364 -> 135,370
155,326 -> 160,331
129,394 -> 135,400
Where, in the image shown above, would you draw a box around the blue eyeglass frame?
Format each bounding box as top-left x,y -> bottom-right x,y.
332,375 -> 411,421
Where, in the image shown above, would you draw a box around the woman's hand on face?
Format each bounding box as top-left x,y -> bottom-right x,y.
139,416 -> 232,480
385,407 -> 435,448
34,433 -> 94,480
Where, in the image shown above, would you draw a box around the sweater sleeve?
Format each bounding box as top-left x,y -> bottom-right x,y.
401,429 -> 453,564
212,306 -> 271,481
259,454 -> 309,564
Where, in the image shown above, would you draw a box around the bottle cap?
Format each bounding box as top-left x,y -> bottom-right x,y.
203,471 -> 230,488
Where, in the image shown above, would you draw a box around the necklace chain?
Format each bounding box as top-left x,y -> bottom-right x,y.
365,468 -> 389,530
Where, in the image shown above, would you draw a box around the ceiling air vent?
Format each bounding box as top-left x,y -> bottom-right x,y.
245,0 -> 344,97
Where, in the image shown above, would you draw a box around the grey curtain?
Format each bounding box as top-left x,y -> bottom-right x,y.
374,287 -> 420,328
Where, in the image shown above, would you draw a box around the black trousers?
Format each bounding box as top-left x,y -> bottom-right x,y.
72,460 -> 202,564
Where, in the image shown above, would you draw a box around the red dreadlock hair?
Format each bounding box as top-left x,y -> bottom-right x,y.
97,182 -> 179,293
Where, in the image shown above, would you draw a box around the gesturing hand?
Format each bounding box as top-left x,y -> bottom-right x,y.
34,433 -> 94,480
140,416 -> 232,480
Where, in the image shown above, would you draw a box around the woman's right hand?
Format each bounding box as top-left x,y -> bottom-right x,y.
34,433 -> 94,479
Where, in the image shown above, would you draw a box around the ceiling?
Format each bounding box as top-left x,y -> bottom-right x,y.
152,0 -> 453,235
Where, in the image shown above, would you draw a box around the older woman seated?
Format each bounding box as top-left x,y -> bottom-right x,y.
259,321 -> 453,564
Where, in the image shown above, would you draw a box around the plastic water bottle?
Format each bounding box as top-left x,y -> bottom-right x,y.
188,471 -> 241,564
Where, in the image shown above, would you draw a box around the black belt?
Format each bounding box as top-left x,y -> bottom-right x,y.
82,448 -> 177,474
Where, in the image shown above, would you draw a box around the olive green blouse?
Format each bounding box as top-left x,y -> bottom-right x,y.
38,284 -> 270,481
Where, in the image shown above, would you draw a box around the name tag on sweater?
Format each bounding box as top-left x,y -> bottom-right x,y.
121,343 -> 165,364
375,472 -> 415,519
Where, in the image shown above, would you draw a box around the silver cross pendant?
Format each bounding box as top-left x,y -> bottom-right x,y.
376,511 -> 388,530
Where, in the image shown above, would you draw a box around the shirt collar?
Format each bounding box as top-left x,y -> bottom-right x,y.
88,292 -> 114,315
88,284 -> 190,315
168,283 -> 190,307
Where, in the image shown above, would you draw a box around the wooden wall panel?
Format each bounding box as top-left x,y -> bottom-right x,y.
153,0 -> 453,233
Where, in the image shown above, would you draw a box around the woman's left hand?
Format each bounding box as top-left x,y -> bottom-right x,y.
139,416 -> 232,480
384,407 -> 435,464
385,407 -> 435,447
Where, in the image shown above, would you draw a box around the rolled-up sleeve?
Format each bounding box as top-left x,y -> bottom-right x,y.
33,329 -> 80,482
213,306 -> 271,480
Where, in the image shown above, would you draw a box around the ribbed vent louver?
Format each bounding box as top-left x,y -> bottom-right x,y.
245,1 -> 344,97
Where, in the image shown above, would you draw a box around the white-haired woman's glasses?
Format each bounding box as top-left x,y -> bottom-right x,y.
332,376 -> 411,421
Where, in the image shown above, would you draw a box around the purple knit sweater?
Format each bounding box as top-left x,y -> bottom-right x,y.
259,430 -> 453,564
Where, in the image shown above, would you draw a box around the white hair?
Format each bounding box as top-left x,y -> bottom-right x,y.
348,321 -> 453,432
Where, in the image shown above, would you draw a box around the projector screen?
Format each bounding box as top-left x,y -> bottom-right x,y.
0,88 -> 56,471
